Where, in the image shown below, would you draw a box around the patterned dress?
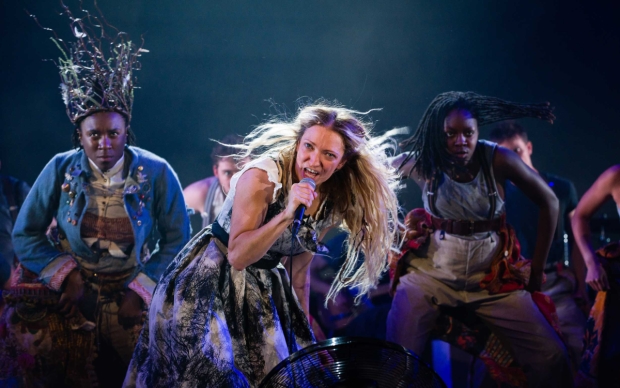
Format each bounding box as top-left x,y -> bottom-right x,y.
124,157 -> 335,388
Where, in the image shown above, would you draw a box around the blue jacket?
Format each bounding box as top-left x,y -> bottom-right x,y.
12,146 -> 190,286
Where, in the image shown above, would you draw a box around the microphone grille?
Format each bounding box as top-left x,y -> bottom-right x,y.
299,177 -> 316,190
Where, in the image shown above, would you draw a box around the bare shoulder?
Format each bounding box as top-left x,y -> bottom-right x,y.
598,165 -> 620,201
183,177 -> 215,212
391,152 -> 410,168
491,144 -> 518,167
490,145 -> 510,181
574,164 -> 620,216
600,164 -> 620,183
391,152 -> 422,182
184,177 -> 213,193
234,167 -> 275,203
491,145 -> 527,179
490,145 -> 551,202
229,167 -> 277,235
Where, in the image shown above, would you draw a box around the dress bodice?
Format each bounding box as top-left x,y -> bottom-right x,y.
216,157 -> 334,264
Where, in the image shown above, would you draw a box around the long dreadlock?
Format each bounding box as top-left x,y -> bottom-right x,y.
399,91 -> 555,180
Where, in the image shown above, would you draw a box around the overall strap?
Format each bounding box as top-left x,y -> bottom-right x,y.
426,169 -> 442,218
477,143 -> 498,220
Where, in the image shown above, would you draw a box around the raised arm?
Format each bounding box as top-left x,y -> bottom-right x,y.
494,146 -> 559,292
571,165 -> 620,291
227,168 -> 316,271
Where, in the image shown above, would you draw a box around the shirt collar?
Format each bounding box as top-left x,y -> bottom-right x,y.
88,154 -> 125,179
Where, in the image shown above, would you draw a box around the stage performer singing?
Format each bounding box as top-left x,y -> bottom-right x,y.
124,104 -> 402,387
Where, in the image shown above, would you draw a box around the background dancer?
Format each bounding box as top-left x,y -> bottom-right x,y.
572,165 -> 620,386
1,7 -> 190,387
183,134 -> 248,235
387,91 -> 573,387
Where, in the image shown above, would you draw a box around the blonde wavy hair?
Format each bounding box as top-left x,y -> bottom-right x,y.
235,103 -> 403,300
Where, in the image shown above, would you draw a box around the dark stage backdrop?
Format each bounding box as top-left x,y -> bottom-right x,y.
1,0 -> 619,220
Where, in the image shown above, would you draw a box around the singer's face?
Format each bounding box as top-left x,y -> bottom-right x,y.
295,125 -> 346,188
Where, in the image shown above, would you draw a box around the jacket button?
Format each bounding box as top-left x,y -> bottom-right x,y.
137,166 -> 144,171
137,220 -> 142,226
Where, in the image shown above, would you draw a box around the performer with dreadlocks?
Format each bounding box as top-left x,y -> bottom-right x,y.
1,6 -> 190,387
124,104 -> 401,388
387,91 -> 573,387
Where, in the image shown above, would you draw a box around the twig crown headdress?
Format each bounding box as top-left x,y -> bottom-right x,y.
32,2 -> 148,124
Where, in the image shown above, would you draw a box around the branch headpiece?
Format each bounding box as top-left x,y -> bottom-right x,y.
33,2 -> 148,124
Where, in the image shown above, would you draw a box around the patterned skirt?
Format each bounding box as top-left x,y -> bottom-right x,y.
0,265 -> 141,388
577,240 -> 620,387
124,229 -> 315,388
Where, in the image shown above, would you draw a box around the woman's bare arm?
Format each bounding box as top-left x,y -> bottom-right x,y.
390,152 -> 424,187
571,165 -> 620,291
227,168 -> 316,271
494,146 -> 559,292
182,178 -> 211,214
284,251 -> 314,318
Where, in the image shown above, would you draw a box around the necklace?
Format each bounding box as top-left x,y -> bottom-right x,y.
448,149 -> 479,181
449,166 -> 476,181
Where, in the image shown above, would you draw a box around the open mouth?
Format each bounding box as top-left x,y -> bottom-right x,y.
304,167 -> 320,179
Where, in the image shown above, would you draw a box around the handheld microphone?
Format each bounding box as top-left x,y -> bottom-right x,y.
291,177 -> 316,238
